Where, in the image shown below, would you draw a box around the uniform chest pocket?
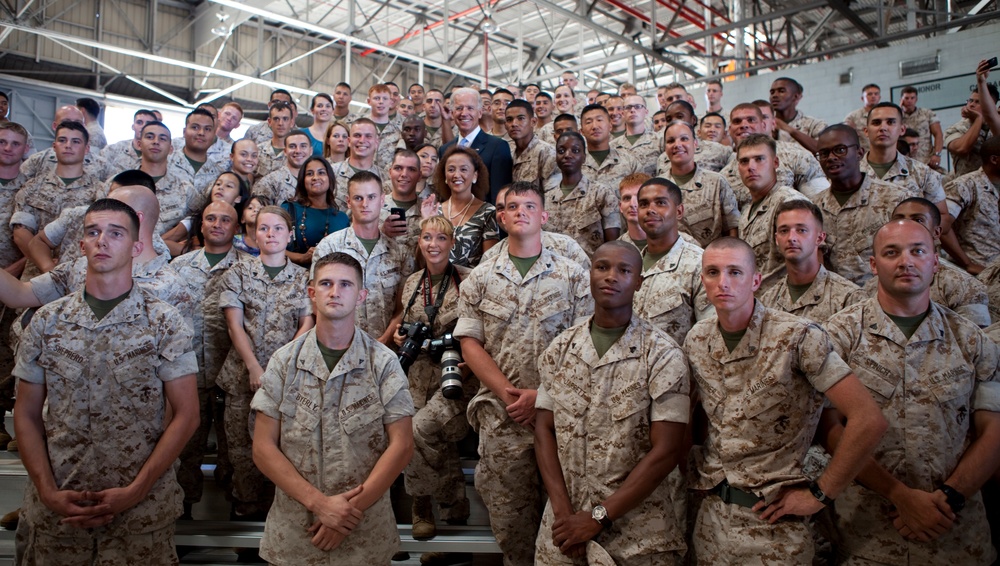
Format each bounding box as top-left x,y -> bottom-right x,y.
644,291 -> 685,319
279,395 -> 322,432
928,370 -> 973,405
480,298 -> 515,323
535,295 -> 571,321
682,201 -> 713,226
610,382 -> 649,421
341,401 -> 384,435
849,354 -> 900,402
742,388 -> 783,419
37,353 -> 84,384
112,356 -> 159,385
23,191 -> 62,217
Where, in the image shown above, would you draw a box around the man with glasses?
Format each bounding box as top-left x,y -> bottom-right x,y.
489,88 -> 515,139
810,125 -> 909,285
612,95 -> 658,175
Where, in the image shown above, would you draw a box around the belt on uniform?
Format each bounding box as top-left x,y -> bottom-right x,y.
710,480 -> 763,509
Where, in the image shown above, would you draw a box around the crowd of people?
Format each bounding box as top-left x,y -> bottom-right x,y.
0,55 -> 998,566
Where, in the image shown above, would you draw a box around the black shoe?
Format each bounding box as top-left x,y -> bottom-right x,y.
392,551 -> 411,561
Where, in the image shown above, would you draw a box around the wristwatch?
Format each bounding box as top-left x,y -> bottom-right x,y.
591,504 -> 612,529
940,484 -> 965,513
808,480 -> 833,506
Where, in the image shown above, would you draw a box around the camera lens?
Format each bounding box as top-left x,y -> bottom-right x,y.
440,350 -> 463,400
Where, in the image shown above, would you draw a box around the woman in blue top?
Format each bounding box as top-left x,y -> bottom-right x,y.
304,93 -> 334,157
281,156 -> 349,266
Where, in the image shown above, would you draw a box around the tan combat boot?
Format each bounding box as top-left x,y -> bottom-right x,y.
411,495 -> 436,540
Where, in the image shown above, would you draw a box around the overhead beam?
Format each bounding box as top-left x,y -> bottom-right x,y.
826,0 -> 889,47
529,0 -> 703,78
790,8 -> 834,58
659,1 -> 826,47
206,0 -> 488,84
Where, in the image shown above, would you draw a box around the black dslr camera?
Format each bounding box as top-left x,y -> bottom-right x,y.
397,324 -> 464,400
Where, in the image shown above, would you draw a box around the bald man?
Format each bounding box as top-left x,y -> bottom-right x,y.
171,201 -> 247,516
823,219 -> 1000,565
20,105 -> 111,180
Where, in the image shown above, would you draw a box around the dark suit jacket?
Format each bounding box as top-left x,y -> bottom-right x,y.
439,130 -> 513,204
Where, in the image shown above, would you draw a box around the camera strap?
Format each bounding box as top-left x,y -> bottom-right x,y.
403,263 -> 459,330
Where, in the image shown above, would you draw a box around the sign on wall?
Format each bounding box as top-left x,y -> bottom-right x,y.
891,72 -> 1000,111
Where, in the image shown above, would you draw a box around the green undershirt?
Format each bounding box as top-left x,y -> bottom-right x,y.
867,159 -> 894,180
509,253 -> 539,277
263,263 -> 286,279
0,178 -> 14,186
786,280 -> 814,303
84,288 -> 131,321
359,236 -> 379,255
626,133 -> 643,145
832,188 -> 857,207
720,327 -> 747,353
392,198 -> 418,210
185,155 -> 205,174
591,322 -> 628,359
590,149 -> 610,167
887,309 -> 929,340
642,249 -> 668,272
560,183 -> 576,197
672,170 -> 695,186
204,251 -> 228,267
375,122 -> 387,134
316,339 -> 347,372
632,238 -> 647,250
58,176 -> 81,186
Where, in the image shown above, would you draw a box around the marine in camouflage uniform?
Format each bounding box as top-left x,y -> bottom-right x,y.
253,166 -> 297,205
374,117 -> 403,171
583,147 -> 642,197
96,162 -> 205,236
944,168 -> 1000,268
759,265 -> 863,324
330,160 -> 384,212
312,227 -> 414,340
10,169 -> 102,237
250,326 -> 415,565
811,175 -> 910,286
254,142 -> 287,179
13,283 -> 197,564
902,106 -> 939,164
481,231 -> 591,270
944,117 -> 990,178
217,257 -> 312,512
171,244 -> 248,509
740,185 -> 808,274
40,205 -> 172,269
100,138 -> 142,175
611,129 -> 659,176
398,265 -> 477,522
826,296 -> 1000,565
167,149 -> 227,199
542,175 -> 621,258
0,169 -> 26,419
719,141 -> 826,207
860,261 -> 991,327
778,111 -> 828,146
512,135 -> 559,190
20,146 -> 112,181
454,247 -> 593,566
662,167 -> 739,249
634,236 -> 711,346
534,315 -> 690,565
860,151 -> 943,204
242,121 -> 273,147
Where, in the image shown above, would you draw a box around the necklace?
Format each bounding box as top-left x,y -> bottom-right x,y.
298,204 -> 332,249
447,198 -> 475,223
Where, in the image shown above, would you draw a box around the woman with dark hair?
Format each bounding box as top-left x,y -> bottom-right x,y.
432,146 -> 498,267
164,171 -> 250,256
323,121 -> 350,164
281,156 -> 349,266
415,142 -> 439,198
305,93 -> 334,157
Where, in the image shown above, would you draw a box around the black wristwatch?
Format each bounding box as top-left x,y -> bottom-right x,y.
939,484 -> 965,513
808,480 -> 833,506
591,504 -> 612,529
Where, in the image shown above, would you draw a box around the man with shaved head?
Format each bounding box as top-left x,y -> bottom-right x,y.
13,197 -> 198,563
823,219 -> 1000,565
171,200 -> 245,517
534,241 -> 691,564
684,237 -> 886,564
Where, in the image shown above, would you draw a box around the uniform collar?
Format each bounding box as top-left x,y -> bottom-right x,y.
493,245 -> 557,284
779,265 -> 832,309
642,236 -> 687,276
60,284 -> 145,329
709,299 -> 766,364
296,326 -> 370,381
863,297 -> 944,346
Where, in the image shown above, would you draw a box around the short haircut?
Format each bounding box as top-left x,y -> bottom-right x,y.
773,199 -> 824,233
736,133 -> 776,156
76,97 -> 100,118
974,83 -> 1000,102
479,89 -> 493,98
419,215 -> 455,239
506,180 -> 545,207
730,102 -> 763,118
384,81 -> 399,90
556,130 -> 586,149
313,251 -> 364,286
980,135 -> 1000,162
900,86 -> 918,96
271,89 -> 292,101
0,121 -> 28,140
335,82 -> 352,92
348,170 -> 382,195
666,100 -> 696,118
664,82 -> 687,92
894,196 -> 941,227
772,77 -> 803,94
652,110 -> 666,120
867,102 -> 903,122
580,104 -> 609,120
256,205 -> 293,229
535,92 -> 552,102
392,147 -> 420,167
707,79 -> 723,89
139,121 -> 171,139
493,88 -> 514,99
0,92 -> 8,102
87,198 -> 140,240
268,101 -> 292,118
186,107 -> 215,125
751,99 -> 771,109
368,84 -> 390,97
639,177 -> 682,205
862,83 -> 881,92
221,101 -> 244,115
818,123 -> 860,145
700,112 -> 727,128
285,129 -> 311,144
555,84 -> 575,97
351,117 -> 377,131
704,237 -> 757,271
525,83 -> 541,91
553,113 -> 577,124
55,120 -> 89,145
664,119 -> 696,137
506,99 -> 534,116
426,88 -> 443,97
452,87 -> 482,109
110,169 -> 157,194
134,109 -> 157,120
408,83 -> 424,92
620,172 -> 652,191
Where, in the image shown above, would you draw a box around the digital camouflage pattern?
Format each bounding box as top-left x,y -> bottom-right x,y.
779,112 -> 828,144
902,106 -> 939,164
512,136 -> 559,189
168,149 -> 228,198
740,185 -> 808,274
661,166 -> 740,249
860,151 -> 944,203
254,142 -> 287,179
481,231 -> 592,271
611,129 -> 659,176
634,237 -> 712,345
860,261 -> 991,327
252,166 -> 297,205
758,265 -> 864,324
542,174 -> 621,258
583,146 -> 642,196
944,118 -> 989,177
945,169 -> 1000,267
11,169 -> 102,234
20,146 -> 111,181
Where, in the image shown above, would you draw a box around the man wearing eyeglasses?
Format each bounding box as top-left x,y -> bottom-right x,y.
611,95 -> 659,176
810,125 -> 909,286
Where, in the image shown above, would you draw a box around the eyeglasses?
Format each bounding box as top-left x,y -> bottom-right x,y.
815,144 -> 858,160
624,104 -> 646,111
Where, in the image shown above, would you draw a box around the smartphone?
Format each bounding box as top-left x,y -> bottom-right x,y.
390,207 -> 406,220
987,57 -> 998,70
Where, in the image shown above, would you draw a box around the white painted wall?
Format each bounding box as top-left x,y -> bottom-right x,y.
685,22 -> 999,155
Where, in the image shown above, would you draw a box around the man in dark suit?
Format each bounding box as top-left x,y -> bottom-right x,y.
439,87 -> 513,204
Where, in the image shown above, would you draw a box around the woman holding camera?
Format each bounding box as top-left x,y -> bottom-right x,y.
388,215 -> 477,549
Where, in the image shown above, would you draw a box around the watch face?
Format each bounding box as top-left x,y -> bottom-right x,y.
592,506 -> 607,520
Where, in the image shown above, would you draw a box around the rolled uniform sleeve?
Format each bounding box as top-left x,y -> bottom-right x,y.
11,311 -> 45,384
156,306 -> 198,382
453,273 -> 486,343
649,341 -> 691,424
29,262 -> 73,305
535,384 -> 553,411
971,332 -> 1000,412
378,352 -> 416,424
799,323 -> 853,393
